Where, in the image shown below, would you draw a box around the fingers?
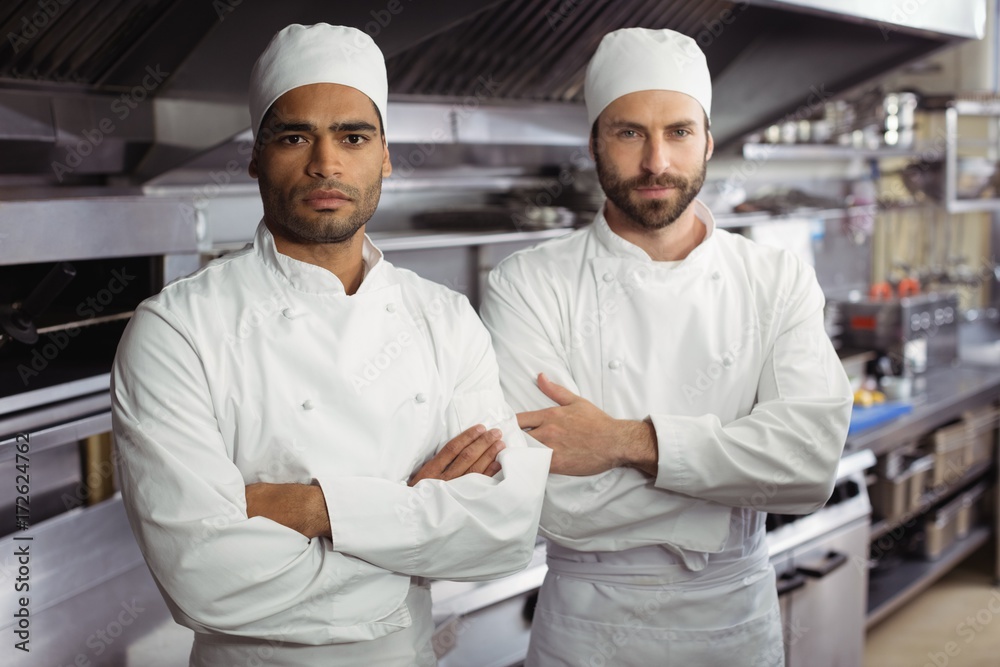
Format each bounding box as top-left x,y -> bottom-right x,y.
410,425 -> 504,485
412,424 -> 486,484
517,409 -> 546,430
440,428 -> 503,481
537,372 -> 578,406
468,438 -> 506,476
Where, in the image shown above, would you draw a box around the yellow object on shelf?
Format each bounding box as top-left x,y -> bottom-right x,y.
853,388 -> 887,408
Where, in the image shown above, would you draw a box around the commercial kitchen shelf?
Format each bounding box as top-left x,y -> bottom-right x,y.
869,460 -> 994,541
0,197 -> 200,266
866,525 -> 991,628
741,143 -> 928,162
713,204 -> 879,229
370,226 -> 574,252
944,101 -> 1000,213
846,365 -> 1000,458
208,226 -> 576,258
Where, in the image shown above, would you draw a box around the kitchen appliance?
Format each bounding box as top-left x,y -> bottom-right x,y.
432,540 -> 547,667
766,449 -> 875,667
836,292 -> 960,375
0,196 -> 200,666
0,0 -> 984,184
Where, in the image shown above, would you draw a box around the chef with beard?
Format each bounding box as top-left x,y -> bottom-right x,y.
480,27 -> 852,666
112,23 -> 549,667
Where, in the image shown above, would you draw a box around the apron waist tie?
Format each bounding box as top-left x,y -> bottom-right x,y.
545,542 -> 770,589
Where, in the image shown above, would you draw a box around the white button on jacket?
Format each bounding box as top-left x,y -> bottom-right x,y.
111,222 -> 551,654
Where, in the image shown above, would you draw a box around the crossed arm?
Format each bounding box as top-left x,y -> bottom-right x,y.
112,298 -> 549,640
480,264 -> 852,515
246,424 -> 507,539
516,373 -> 657,477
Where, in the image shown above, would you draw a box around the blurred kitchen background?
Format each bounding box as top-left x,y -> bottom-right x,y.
1,1 -> 1000,665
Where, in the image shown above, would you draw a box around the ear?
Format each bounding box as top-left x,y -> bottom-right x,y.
248,155 -> 259,179
705,130 -> 714,162
381,139 -> 392,178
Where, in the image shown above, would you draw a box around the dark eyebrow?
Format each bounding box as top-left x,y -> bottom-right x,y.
664,119 -> 698,130
272,120 -> 377,133
606,119 -> 699,132
272,121 -> 315,133
333,121 -> 377,133
606,120 -> 647,131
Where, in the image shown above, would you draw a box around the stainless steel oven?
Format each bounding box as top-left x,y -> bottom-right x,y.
767,449 -> 875,667
0,196 -> 199,666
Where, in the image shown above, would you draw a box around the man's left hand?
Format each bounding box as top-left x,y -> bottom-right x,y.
516,373 -> 658,477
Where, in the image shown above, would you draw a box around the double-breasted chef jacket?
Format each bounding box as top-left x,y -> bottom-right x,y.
112,221 -> 551,666
480,200 -> 853,665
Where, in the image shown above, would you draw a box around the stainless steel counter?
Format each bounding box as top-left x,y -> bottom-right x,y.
846,331 -> 1000,623
846,363 -> 1000,458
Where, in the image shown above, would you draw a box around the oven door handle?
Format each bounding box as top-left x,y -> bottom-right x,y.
796,550 -> 848,579
776,571 -> 808,597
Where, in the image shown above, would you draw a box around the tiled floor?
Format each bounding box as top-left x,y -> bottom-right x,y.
865,546 -> 1000,667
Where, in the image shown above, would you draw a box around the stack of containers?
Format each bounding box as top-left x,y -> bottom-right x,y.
871,446 -> 935,521
921,481 -> 990,560
963,404 -> 999,468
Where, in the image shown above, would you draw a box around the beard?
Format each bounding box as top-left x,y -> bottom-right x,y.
595,151 -> 706,230
259,175 -> 382,245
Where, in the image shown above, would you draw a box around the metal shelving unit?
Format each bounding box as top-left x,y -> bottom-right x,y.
745,100 -> 1000,215
741,143 -> 927,162
867,526 -> 992,627
869,460 -> 994,541
944,99 -> 1000,213
849,371 -> 1000,628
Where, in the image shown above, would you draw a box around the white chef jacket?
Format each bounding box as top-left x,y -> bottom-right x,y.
112,221 -> 551,665
480,201 -> 852,664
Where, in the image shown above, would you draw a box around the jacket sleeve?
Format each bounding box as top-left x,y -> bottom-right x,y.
481,265 -> 685,545
318,298 -> 551,582
650,263 -> 853,514
112,304 -> 388,644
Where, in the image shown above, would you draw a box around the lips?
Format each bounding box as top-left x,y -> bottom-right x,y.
634,186 -> 677,199
303,189 -> 351,210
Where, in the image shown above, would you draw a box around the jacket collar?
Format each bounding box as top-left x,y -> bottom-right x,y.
593,198 -> 717,265
253,220 -> 387,295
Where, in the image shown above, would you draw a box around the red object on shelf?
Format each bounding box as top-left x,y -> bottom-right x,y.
897,277 -> 921,297
869,282 -> 893,300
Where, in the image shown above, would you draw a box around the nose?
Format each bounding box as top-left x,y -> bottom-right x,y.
641,139 -> 670,175
306,136 -> 343,179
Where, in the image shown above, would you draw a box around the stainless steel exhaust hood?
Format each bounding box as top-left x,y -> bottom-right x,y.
0,0 -> 985,186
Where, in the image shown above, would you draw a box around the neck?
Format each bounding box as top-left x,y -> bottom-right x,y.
603,201 -> 706,262
266,222 -> 367,295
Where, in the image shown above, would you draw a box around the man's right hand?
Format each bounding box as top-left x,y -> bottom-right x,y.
409,424 -> 505,486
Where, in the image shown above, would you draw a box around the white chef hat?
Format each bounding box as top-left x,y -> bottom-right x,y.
585,27 -> 712,127
249,23 -> 388,141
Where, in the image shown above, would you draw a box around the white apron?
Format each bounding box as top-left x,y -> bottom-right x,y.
526,545 -> 783,667
190,584 -> 436,667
